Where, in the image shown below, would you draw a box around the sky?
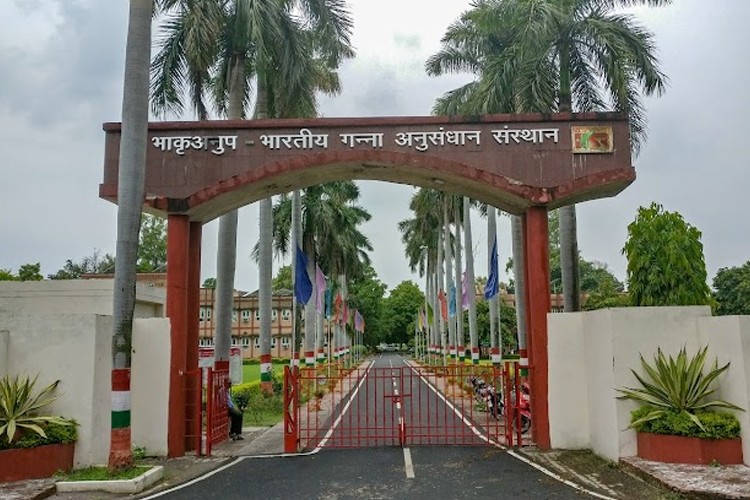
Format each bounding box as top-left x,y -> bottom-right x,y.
1,0 -> 748,294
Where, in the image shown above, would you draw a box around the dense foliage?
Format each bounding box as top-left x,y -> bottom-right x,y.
0,420 -> 77,450
622,203 -> 711,306
630,407 -> 740,440
617,346 -> 743,432
0,374 -> 76,444
712,261 -> 750,316
381,281 -> 425,345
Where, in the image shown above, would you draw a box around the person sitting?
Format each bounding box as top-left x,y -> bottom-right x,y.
227,389 -> 244,441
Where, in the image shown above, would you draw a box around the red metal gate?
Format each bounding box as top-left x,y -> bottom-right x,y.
205,366 -> 230,455
284,360 -> 531,452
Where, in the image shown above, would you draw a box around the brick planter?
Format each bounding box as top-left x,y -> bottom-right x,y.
0,443 -> 75,482
637,432 -> 743,465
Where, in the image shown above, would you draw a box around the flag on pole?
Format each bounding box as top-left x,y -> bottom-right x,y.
315,264 -> 326,313
343,299 -> 349,326
484,236 -> 499,299
438,290 -> 448,321
448,283 -> 457,318
354,310 -> 364,332
461,272 -> 471,310
334,292 -> 342,323
325,287 -> 334,319
294,246 -> 312,305
426,302 -> 434,324
417,308 -> 425,331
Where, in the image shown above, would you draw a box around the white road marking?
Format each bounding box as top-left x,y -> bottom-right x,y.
403,447 -> 415,478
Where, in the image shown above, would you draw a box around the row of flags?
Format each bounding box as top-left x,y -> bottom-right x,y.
416,235 -> 500,331
293,246 -> 365,332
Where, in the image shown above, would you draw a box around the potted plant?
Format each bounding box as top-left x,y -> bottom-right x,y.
617,346 -> 744,465
0,374 -> 77,481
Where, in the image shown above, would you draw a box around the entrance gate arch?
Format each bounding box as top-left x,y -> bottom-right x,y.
100,112 -> 634,456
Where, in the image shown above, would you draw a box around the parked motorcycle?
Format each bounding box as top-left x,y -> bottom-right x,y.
469,375 -> 503,420
510,382 -> 531,434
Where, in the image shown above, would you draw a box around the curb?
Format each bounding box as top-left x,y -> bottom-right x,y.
56,466 -> 164,495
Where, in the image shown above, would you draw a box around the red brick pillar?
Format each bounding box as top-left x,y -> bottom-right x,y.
523,207 -> 551,450
185,221 -> 202,451
167,214 -> 190,457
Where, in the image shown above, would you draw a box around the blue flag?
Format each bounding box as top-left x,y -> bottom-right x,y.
448,283 -> 456,318
484,236 -> 499,299
325,287 -> 334,319
294,246 -> 313,305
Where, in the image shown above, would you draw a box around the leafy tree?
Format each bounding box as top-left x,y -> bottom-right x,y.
622,203 -> 711,307
382,281 -> 425,345
713,261 -> 750,316
202,277 -> 216,289
582,275 -> 630,311
17,263 -> 43,281
272,265 -> 293,292
347,265 -> 387,347
48,250 -> 115,279
136,214 -> 167,272
0,263 -> 45,281
468,300 -> 518,355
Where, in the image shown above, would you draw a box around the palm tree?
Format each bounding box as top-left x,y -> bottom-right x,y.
428,0 -> 668,312
110,0 -> 152,470
257,182 -> 372,364
153,0 -> 354,381
463,197 -> 479,364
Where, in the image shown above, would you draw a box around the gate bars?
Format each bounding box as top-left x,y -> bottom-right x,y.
284,360 -> 531,452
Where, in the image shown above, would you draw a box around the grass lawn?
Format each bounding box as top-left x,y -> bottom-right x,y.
241,361 -> 288,384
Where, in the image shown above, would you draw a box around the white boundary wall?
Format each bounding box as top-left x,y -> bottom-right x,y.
0,313 -> 170,467
549,306 -> 750,466
0,280 -> 170,466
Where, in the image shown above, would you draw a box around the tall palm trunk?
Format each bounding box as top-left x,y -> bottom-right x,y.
214,56 -> 245,364
258,197 -> 273,391
453,201 -> 464,362
511,215 -> 528,366
487,206 -> 500,363
436,230 -> 445,364
442,198 -> 455,362
558,41 -> 581,311
255,72 -> 275,386
463,197 -> 478,364
110,0 -> 151,469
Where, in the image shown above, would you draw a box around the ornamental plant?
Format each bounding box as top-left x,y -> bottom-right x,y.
617,346 -> 744,432
0,374 -> 75,444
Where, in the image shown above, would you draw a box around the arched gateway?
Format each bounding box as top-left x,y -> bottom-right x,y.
100,112 -> 633,456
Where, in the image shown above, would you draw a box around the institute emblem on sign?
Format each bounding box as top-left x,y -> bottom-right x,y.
571,126 -> 613,153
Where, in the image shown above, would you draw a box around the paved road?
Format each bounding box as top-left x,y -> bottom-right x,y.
148,447 -> 590,499
147,354 -> 590,499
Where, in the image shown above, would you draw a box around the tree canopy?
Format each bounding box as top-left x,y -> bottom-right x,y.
381,280 -> 425,345
713,261 -> 750,316
622,202 -> 711,307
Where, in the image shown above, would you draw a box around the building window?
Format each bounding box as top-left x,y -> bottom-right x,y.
241,337 -> 250,348
254,309 -> 260,320
254,337 -> 260,348
281,309 -> 291,320
199,308 -> 205,321
231,336 -> 239,346
281,337 -> 290,348
271,337 -> 277,348
271,309 -> 278,320
232,310 -> 238,323
241,309 -> 251,323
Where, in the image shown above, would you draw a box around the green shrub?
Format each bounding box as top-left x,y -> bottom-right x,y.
0,374 -> 77,444
0,420 -> 78,450
631,407 -> 740,440
617,345 -> 743,432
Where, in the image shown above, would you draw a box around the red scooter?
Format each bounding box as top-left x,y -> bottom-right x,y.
513,382 -> 531,434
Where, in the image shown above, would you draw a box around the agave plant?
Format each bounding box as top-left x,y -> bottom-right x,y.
617,346 -> 744,431
0,374 -> 74,444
